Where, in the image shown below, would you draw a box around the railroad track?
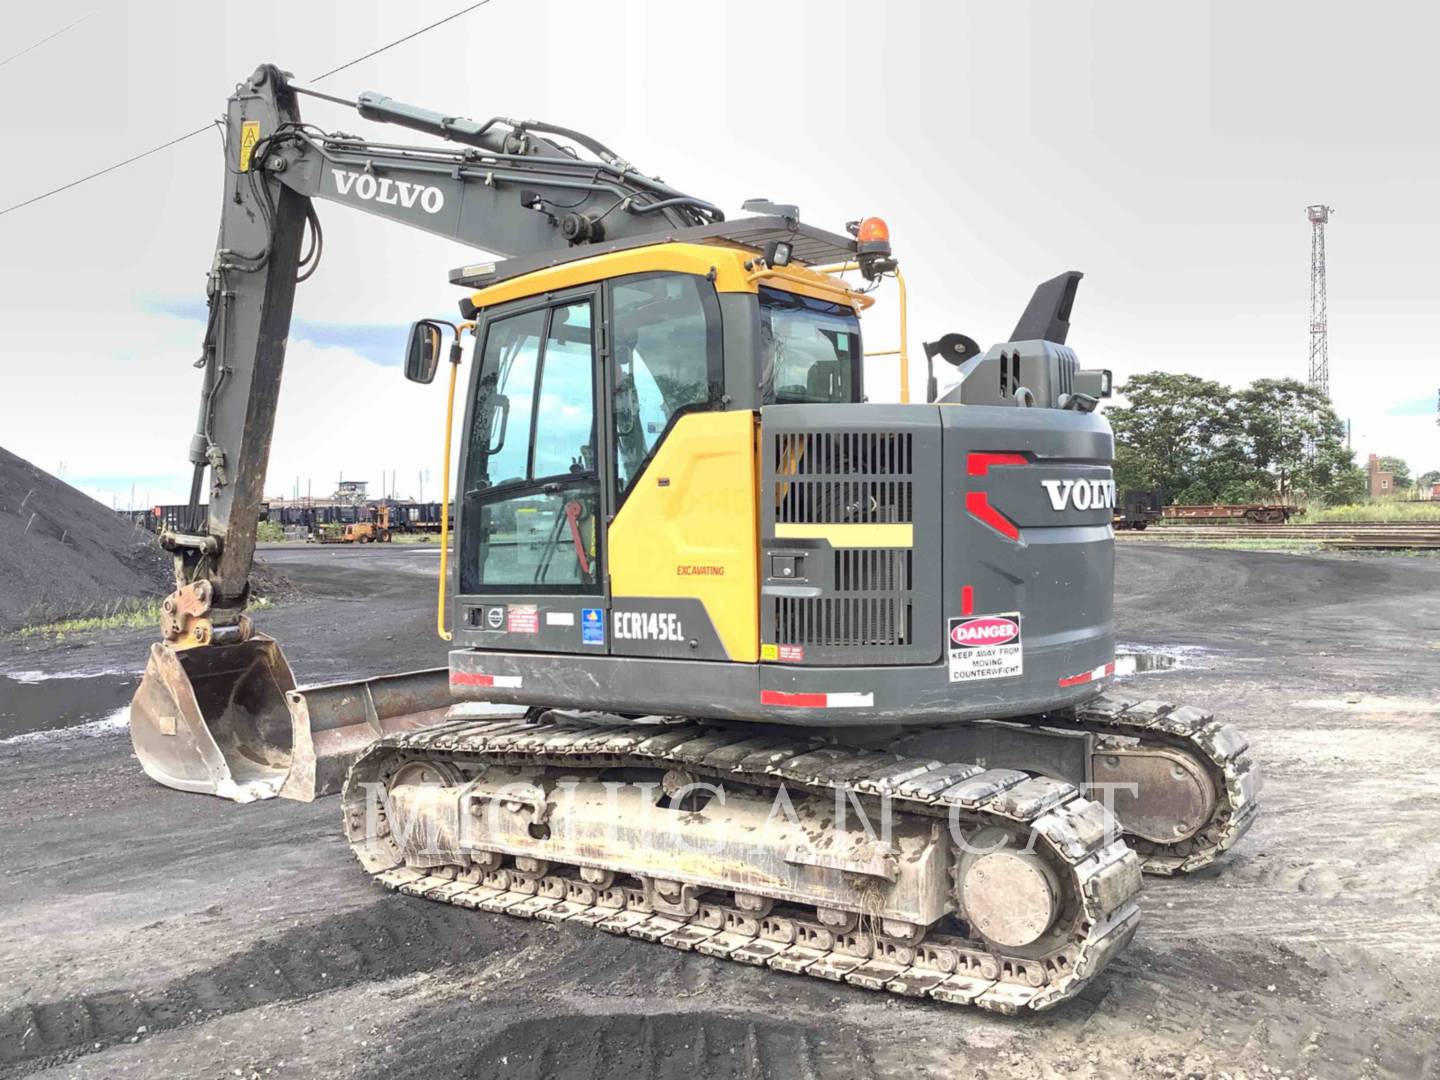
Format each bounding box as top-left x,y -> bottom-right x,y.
1118,521 -> 1440,550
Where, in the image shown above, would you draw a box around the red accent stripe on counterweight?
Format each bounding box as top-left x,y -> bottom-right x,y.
965,491 -> 1021,541
761,690 -> 827,708
961,585 -> 974,616
966,452 -> 1028,477
451,672 -> 496,687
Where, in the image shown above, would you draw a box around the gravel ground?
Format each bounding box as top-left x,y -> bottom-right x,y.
0,543 -> 1437,1080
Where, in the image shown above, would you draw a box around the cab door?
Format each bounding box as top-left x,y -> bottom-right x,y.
454,287 -> 610,653
601,271 -> 757,663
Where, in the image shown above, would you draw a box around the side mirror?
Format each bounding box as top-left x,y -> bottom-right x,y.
405,320 -> 445,384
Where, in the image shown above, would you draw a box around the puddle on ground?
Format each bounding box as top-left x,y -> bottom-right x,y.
1114,644 -> 1200,677
0,670 -> 137,742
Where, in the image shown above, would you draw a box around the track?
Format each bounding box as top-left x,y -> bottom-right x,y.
1118,520 -> 1440,549
1051,694 -> 1260,874
344,713 -> 1143,1014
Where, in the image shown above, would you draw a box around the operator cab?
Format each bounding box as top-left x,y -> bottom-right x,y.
396,223 -> 883,651
427,239 -> 873,601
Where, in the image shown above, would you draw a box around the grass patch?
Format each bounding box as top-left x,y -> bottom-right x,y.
1134,539 -> 1326,553
1124,537 -> 1437,557
14,598 -> 168,639
1306,501 -> 1440,523
13,596 -> 272,640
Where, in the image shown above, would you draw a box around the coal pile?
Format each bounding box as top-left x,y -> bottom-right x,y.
0,446 -> 173,633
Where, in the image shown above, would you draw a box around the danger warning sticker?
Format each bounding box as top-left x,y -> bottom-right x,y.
947,612 -> 1023,682
761,643 -> 805,663
506,605 -> 539,635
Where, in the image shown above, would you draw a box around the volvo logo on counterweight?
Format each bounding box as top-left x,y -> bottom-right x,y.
331,168 -> 445,214
1041,478 -> 1116,512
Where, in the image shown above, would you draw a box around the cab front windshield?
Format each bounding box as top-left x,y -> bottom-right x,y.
760,286 -> 862,404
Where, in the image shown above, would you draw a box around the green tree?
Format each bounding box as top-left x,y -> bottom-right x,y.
1419,469 -> 1440,489
1105,373 -> 1363,505
1232,379 -> 1353,502
1111,443 -> 1149,498
1106,373 -> 1232,500
1321,457 -> 1367,504
1377,455 -> 1412,489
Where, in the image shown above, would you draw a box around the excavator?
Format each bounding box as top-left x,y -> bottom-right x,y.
129,64 -> 1259,1013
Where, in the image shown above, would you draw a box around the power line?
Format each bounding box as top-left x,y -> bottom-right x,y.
0,1 -> 496,219
0,12 -> 94,70
311,1 -> 492,82
0,124 -> 213,218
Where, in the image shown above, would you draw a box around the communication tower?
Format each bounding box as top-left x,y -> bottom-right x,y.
1307,205 -> 1333,397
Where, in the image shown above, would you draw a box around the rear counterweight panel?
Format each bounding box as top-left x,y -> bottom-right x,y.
936,404 -> 1115,709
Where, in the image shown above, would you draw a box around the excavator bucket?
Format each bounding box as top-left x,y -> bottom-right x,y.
129,635 -> 454,803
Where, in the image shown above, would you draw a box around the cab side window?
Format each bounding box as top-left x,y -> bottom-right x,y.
531,301 -> 596,479
471,308 -> 544,488
759,286 -> 862,405
462,297 -> 601,594
609,273 -> 722,496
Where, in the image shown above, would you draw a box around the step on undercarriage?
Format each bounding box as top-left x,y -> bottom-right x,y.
342,711 -> 1147,1013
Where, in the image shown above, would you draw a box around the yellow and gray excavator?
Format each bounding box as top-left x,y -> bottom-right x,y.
130,64 -> 1259,1013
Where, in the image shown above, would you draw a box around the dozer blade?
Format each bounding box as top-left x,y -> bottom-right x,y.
129,634 -> 454,803
277,667 -> 457,801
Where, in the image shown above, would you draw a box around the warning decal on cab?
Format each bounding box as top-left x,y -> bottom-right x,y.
947,612 -> 1023,682
506,605 -> 539,634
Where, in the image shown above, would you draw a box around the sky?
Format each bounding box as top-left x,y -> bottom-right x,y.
1,0 -> 1437,509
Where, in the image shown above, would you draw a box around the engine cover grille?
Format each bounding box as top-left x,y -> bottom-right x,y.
760,407 -> 941,667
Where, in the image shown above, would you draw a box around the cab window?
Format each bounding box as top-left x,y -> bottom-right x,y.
609,273 -> 722,496
461,297 -> 601,594
760,286 -> 862,404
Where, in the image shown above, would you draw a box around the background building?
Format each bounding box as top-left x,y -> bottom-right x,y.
1367,454 -> 1395,498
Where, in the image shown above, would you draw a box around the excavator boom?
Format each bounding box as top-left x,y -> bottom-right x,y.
175,63 -> 719,621
133,63 -> 727,800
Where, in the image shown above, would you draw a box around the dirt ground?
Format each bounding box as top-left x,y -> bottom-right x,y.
1,543 -> 1437,1080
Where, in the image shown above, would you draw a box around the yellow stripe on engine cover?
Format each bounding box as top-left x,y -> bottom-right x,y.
773,523 -> 914,548
608,411 -> 759,662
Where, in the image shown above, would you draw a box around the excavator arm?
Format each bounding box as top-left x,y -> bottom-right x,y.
134,63 -> 724,801
170,63 -> 720,632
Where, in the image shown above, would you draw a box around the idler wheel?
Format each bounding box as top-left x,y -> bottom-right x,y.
958,831 -> 1062,949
